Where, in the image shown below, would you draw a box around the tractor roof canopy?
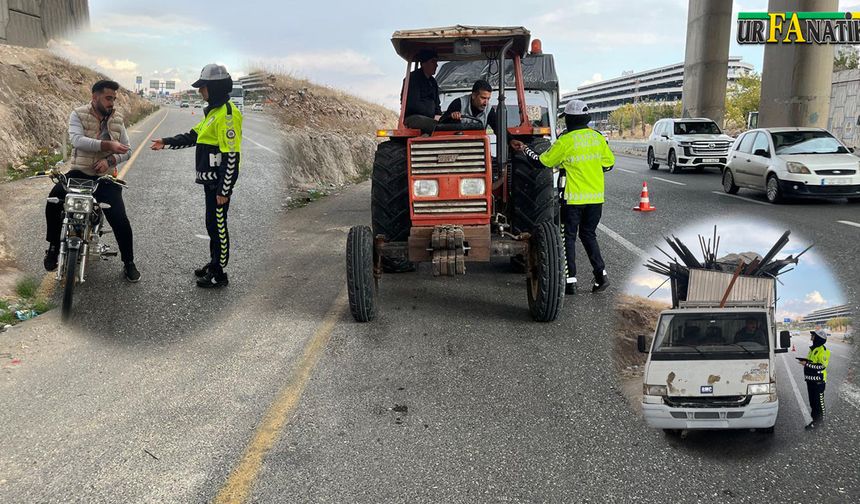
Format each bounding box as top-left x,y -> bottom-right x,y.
391,25 -> 530,61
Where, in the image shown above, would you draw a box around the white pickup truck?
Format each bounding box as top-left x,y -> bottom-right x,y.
638,269 -> 792,434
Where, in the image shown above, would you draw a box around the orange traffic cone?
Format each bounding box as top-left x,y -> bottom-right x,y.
633,182 -> 656,212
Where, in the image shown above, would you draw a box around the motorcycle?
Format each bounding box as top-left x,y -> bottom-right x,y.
37,170 -> 128,321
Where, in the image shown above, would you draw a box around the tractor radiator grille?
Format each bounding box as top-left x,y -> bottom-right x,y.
413,200 -> 487,214
410,140 -> 487,175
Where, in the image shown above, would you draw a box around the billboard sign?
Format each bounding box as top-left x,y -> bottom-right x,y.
149,80 -> 160,89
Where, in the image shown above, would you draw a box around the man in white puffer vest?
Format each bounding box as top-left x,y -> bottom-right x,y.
44,80 -> 139,282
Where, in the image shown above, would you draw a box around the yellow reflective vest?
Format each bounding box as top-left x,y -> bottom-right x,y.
538,128 -> 615,205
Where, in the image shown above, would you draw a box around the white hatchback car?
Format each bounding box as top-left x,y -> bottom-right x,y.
722,127 -> 860,203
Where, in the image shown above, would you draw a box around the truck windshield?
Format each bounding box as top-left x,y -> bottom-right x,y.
651,312 -> 769,360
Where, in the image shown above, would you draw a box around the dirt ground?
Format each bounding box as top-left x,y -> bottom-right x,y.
614,294 -> 670,411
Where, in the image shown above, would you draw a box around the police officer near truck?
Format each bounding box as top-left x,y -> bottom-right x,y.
510,99 -> 614,295
798,330 -> 831,430
151,63 -> 242,288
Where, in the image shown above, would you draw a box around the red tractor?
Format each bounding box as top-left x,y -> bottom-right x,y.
346,25 -> 564,322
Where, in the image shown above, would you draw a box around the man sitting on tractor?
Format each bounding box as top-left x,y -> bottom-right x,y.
402,49 -> 441,134
441,79 -> 497,132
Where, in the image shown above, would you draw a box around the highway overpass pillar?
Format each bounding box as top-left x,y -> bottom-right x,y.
759,0 -> 837,128
681,0 -> 733,124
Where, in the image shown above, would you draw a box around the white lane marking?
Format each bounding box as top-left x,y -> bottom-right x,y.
616,168 -> 637,174
711,191 -> 771,206
837,220 -> 860,229
195,234 -> 210,240
244,136 -> 279,155
652,177 -> 686,186
840,383 -> 860,411
128,129 -> 143,133
780,352 -> 813,425
597,223 -> 648,257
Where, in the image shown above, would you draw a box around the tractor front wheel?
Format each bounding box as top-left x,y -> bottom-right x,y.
526,221 -> 565,322
346,225 -> 377,322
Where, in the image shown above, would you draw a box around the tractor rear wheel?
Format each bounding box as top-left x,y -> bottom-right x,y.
371,140 -> 414,272
526,221 -> 564,322
371,140 -> 409,242
346,225 -> 376,322
511,138 -> 558,234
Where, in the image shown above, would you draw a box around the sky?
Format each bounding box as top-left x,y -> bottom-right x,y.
49,0 -> 860,110
623,220 -> 847,322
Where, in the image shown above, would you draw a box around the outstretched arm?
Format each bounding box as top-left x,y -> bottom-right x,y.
152,130 -> 198,150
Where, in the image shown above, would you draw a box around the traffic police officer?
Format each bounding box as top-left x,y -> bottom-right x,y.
151,63 -> 242,288
800,330 -> 830,429
510,99 -> 614,295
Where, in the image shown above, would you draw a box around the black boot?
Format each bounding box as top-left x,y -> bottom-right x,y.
123,262 -> 141,283
565,278 -> 577,296
194,263 -> 210,278
196,268 -> 228,288
44,244 -> 60,271
592,270 -> 609,293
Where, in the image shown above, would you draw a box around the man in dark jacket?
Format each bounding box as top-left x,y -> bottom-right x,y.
403,49 -> 441,134
151,63 -> 242,288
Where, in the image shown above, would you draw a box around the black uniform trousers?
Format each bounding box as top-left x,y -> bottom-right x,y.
562,203 -> 605,278
204,184 -> 231,273
45,170 -> 134,263
806,381 -> 826,422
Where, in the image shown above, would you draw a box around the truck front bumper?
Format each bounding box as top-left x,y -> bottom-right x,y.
642,399 -> 778,430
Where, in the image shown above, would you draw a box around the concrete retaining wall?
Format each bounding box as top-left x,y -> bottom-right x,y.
0,0 -> 88,48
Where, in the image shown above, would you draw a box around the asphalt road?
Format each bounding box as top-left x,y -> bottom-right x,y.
0,129 -> 857,502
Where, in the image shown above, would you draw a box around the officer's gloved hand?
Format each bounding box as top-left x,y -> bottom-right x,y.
603,165 -> 614,173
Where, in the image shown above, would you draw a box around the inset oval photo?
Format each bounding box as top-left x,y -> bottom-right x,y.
614,219 -> 853,438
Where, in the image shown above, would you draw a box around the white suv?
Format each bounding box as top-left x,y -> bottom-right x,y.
647,118 -> 734,173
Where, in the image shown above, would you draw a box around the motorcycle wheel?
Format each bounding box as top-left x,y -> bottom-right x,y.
61,247 -> 78,322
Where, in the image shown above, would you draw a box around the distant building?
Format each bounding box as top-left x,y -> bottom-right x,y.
561,57 -> 754,126
0,0 -> 89,48
802,304 -> 853,325
238,71 -> 274,102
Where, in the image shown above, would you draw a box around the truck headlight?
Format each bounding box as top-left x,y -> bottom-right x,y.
643,384 -> 668,396
413,179 -> 439,197
459,178 -> 485,196
786,162 -> 811,174
747,383 -> 775,395
65,197 -> 92,214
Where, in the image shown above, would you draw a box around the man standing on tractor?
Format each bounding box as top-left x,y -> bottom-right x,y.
442,79 -> 497,131
403,49 -> 441,134
510,99 -> 614,295
151,63 -> 242,288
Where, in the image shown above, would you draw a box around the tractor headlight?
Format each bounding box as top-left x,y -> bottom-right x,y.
65,196 -> 92,214
459,178 -> 485,196
413,179 -> 439,197
786,162 -> 811,174
643,384 -> 668,396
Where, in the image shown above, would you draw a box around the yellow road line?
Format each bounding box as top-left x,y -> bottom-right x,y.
117,108 -> 170,180
40,108 -> 170,297
213,290 -> 348,504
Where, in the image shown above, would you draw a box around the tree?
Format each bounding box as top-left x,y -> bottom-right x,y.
724,72 -> 761,133
827,317 -> 852,333
834,46 -> 859,71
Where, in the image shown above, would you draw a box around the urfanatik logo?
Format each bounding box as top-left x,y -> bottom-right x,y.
737,11 -> 860,44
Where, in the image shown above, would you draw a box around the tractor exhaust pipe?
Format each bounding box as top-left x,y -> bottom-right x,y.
496,38 -> 514,172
